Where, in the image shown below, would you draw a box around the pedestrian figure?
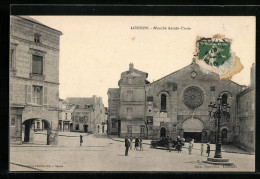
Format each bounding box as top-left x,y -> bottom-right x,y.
176,136 -> 182,153
130,138 -> 133,150
201,143 -> 204,156
188,139 -> 194,154
80,135 -> 83,146
135,137 -> 139,150
125,137 -> 130,156
139,139 -> 143,151
206,142 -> 210,157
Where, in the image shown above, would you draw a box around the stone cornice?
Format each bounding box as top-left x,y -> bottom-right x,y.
11,35 -> 60,52
10,75 -> 60,85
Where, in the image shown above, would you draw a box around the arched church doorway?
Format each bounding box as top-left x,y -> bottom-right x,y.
22,119 -> 50,144
221,128 -> 228,144
160,127 -> 166,138
182,118 -> 204,142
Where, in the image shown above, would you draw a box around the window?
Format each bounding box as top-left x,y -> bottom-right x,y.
32,55 -> 43,75
161,94 -> 167,111
34,34 -> 41,43
127,125 -> 132,133
65,113 -> 67,120
210,86 -> 215,91
140,125 -> 145,133
112,119 -> 117,128
75,116 -> 79,122
127,90 -> 133,101
128,77 -> 133,84
147,116 -> 153,124
127,108 -> 133,119
11,117 -> 15,126
10,83 -> 13,102
33,86 -> 42,105
173,84 -> 178,91
75,124 -> 79,130
221,94 -> 228,105
10,49 -> 15,69
84,116 -> 89,122
79,117 -> 84,123
160,122 -> 164,126
37,122 -> 40,129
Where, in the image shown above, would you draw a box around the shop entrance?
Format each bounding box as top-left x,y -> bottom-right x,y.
182,118 -> 204,143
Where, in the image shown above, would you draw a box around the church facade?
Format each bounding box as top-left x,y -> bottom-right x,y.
107,62 -> 254,147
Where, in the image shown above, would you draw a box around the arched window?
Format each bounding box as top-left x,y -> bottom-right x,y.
222,94 -> 228,105
161,94 -> 167,111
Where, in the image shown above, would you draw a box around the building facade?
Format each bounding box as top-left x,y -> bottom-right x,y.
236,64 -> 255,152
10,16 -> 62,144
67,96 -> 106,133
58,99 -> 75,132
107,62 -> 254,149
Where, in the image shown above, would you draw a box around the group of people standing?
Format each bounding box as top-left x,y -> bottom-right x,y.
187,139 -> 211,157
125,137 -> 143,156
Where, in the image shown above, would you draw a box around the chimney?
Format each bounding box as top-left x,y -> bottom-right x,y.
129,63 -> 134,72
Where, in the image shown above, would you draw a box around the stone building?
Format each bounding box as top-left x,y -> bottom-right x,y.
10,16 -> 62,144
58,99 -> 75,132
66,96 -> 106,133
236,63 -> 255,152
107,62 -> 251,145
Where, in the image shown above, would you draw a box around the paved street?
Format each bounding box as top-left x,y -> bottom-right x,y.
10,132 -> 255,172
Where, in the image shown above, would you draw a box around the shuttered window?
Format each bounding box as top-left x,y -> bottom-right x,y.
10,49 -> 15,69
32,55 -> 43,75
33,86 -> 42,105
25,85 -> 32,103
10,83 -> 13,101
43,87 -> 48,105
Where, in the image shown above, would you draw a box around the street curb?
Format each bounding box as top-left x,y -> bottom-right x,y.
107,135 -> 254,155
107,135 -> 151,146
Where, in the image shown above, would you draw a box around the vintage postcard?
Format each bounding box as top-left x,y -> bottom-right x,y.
9,16 -> 255,172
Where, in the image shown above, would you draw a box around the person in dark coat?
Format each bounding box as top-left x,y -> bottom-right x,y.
206,142 -> 210,157
135,138 -> 139,150
80,135 -> 83,146
176,136 -> 182,153
125,138 -> 130,156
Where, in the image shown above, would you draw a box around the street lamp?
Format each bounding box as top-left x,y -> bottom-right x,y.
208,97 -> 230,158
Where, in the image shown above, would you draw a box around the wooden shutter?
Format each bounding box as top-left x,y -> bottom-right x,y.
10,83 -> 13,101
25,85 -> 32,103
43,87 -> 48,105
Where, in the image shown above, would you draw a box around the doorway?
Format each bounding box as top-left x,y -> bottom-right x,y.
184,132 -> 202,143
221,128 -> 228,144
84,125 -> 88,133
160,127 -> 166,138
70,123 -> 73,132
118,120 -> 121,137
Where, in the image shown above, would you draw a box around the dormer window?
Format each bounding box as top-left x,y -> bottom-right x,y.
34,34 -> 41,43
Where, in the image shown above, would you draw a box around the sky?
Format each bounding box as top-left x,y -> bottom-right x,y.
31,16 -> 255,107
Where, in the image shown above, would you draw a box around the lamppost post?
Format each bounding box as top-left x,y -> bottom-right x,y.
208,97 -> 230,159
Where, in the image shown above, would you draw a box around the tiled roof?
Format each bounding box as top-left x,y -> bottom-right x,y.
66,97 -> 94,107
